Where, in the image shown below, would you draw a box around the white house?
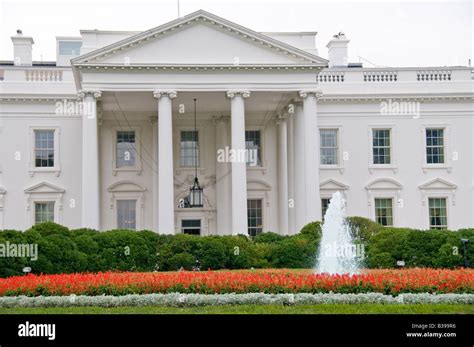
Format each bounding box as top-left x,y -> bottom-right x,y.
0,10 -> 472,235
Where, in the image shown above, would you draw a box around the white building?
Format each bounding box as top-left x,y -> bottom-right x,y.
0,10 -> 473,235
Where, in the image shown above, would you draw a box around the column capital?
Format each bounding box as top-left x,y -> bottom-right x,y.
153,90 -> 177,99
212,115 -> 230,125
77,90 -> 102,100
298,90 -> 323,99
275,114 -> 288,125
226,90 -> 250,99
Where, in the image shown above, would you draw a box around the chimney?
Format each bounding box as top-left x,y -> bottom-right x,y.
326,32 -> 349,68
11,30 -> 34,66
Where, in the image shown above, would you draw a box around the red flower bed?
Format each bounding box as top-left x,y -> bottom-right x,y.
0,269 -> 473,296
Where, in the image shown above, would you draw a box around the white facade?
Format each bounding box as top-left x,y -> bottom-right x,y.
0,10 -> 473,234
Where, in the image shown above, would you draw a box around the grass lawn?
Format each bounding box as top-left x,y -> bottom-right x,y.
0,304 -> 473,314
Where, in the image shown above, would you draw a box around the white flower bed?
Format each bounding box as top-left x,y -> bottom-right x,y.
0,293 -> 473,308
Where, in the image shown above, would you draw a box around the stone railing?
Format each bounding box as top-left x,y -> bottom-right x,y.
316,67 -> 469,84
363,70 -> 398,82
416,70 -> 451,81
25,69 -> 63,82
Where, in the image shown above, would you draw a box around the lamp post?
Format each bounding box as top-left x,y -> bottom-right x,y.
461,238 -> 470,267
189,98 -> 203,208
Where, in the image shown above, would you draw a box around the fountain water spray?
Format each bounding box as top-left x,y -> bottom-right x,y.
316,191 -> 361,275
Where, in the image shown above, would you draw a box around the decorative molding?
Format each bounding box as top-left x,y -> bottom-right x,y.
226,90 -> 250,99
298,90 -> 323,99
107,180 -> 147,193
77,90 -> 102,100
153,90 -> 177,99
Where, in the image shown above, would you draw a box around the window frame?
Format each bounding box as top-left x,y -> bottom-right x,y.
116,199 -> 138,230
29,127 -> 61,177
34,201 -> 55,224
180,130 -> 200,168
245,126 -> 266,172
374,197 -> 394,227
112,126 -> 142,175
428,197 -> 449,230
421,125 -> 451,172
319,125 -> 344,171
247,198 -> 264,237
181,219 -> 202,235
319,128 -> 339,166
368,125 -> 397,172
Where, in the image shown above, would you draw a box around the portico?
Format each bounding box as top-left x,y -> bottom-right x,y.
71,10 -> 326,235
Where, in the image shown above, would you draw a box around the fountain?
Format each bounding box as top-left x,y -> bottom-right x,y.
316,191 -> 361,275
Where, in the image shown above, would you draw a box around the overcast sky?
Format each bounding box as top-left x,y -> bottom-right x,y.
0,0 -> 472,67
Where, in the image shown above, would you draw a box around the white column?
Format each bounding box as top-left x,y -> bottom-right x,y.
79,90 -> 101,230
226,90 -> 250,235
287,112 -> 295,234
277,115 -> 289,235
154,90 -> 177,234
293,101 -> 306,232
300,90 -> 323,223
215,116 -> 231,235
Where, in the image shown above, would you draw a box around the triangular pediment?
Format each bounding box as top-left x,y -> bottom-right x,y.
418,178 -> 457,190
365,178 -> 402,190
24,182 -> 65,194
320,179 -> 349,190
72,10 -> 327,67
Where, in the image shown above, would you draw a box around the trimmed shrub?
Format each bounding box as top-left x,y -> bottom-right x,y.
0,220 -> 473,277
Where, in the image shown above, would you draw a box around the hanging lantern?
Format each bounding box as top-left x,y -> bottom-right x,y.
189,98 -> 203,208
189,177 -> 203,207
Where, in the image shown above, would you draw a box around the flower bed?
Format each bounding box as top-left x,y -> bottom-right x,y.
1,293 -> 473,308
1,269 -> 473,297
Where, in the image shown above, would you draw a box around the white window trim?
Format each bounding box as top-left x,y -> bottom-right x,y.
421,125 -> 452,173
110,194 -> 143,230
112,126 -> 142,175
175,126 -> 205,172
319,125 -> 344,172
26,195 -> 63,227
29,126 -> 61,177
368,125 -> 398,173
371,196 -> 396,227
180,218 -> 203,234
426,196 -> 450,230
247,193 -> 266,235
245,126 -> 267,174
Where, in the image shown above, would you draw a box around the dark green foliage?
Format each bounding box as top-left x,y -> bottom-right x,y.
0,219 -> 472,277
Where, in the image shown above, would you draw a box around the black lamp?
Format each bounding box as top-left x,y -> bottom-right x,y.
189,98 -> 203,207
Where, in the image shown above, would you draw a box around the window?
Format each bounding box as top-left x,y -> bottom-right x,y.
117,200 -> 136,230
247,199 -> 263,236
426,128 -> 445,164
34,130 -> 55,168
429,198 -> 447,230
245,130 -> 261,166
321,198 -> 331,220
181,219 -> 201,235
58,41 -> 82,55
320,129 -> 338,165
180,131 -> 199,167
34,202 -> 54,224
374,198 -> 393,226
372,129 -> 391,164
116,131 -> 136,167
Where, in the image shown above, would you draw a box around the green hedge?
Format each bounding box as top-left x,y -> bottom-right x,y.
0,219 -> 472,277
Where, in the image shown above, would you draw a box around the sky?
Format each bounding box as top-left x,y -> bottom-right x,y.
0,0 -> 472,67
